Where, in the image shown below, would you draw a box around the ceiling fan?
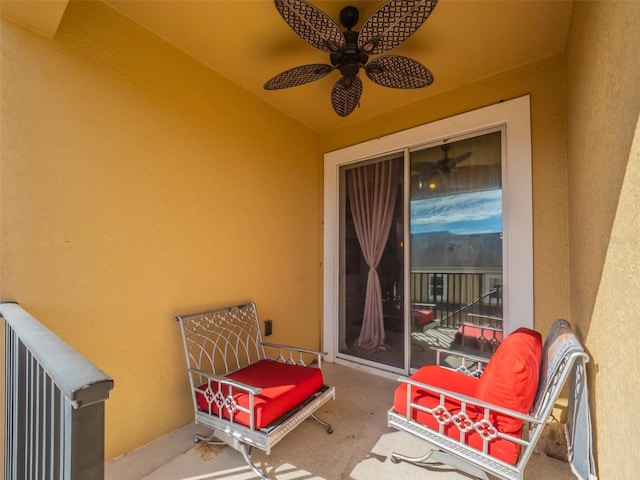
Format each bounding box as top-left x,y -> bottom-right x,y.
413,144 -> 473,177
264,0 -> 439,117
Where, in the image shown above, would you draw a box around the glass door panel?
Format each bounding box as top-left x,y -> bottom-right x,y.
409,131 -> 504,370
338,154 -> 405,370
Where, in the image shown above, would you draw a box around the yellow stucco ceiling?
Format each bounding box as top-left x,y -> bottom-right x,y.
2,0 -> 573,133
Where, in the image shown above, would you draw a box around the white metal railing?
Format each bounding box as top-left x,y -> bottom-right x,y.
1,302 -> 114,480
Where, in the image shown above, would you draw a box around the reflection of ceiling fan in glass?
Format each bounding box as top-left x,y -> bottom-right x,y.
427,144 -> 473,175
413,144 -> 473,179
412,144 -> 473,194
264,0 -> 439,117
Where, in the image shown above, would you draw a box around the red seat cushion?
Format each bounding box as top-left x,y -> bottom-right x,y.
196,359 -> 324,429
412,309 -> 435,327
394,365 -> 480,441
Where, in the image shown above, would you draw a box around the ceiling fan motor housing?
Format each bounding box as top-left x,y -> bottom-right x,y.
330,30 -> 369,79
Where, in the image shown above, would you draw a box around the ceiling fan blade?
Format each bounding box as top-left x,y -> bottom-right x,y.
331,76 -> 363,117
358,0 -> 438,55
264,64 -> 333,90
365,56 -> 434,89
274,0 -> 346,53
450,151 -> 473,166
411,162 -> 437,177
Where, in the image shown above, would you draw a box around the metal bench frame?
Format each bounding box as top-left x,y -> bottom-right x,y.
177,302 -> 335,479
388,319 -> 589,480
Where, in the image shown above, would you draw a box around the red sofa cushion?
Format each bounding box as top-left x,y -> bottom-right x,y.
196,359 -> 324,430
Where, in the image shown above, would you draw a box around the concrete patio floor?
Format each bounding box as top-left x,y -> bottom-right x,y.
106,362 -> 576,480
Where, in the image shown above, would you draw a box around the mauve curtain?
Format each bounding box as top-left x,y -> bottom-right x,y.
348,158 -> 401,351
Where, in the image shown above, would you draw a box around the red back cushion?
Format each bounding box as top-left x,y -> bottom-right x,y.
475,327 -> 542,433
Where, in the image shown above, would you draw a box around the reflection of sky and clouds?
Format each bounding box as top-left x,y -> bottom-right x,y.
411,189 -> 502,235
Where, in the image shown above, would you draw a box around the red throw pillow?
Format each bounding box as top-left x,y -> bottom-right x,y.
474,327 -> 542,434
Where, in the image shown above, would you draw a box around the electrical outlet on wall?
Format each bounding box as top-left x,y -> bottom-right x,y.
265,319 -> 273,336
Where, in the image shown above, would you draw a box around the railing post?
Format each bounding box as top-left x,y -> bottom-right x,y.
1,302 -> 114,480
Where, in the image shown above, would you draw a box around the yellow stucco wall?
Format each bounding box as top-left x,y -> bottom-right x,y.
565,1 -> 640,478
3,0 -> 638,475
1,1 -> 322,460
321,54 -> 572,338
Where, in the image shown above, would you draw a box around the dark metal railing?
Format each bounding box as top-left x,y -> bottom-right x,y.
1,302 -> 114,480
410,272 -> 502,328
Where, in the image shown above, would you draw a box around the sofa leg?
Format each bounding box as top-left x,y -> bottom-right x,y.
310,414 -> 333,434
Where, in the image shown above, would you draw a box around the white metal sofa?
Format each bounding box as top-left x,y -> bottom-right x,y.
388,318 -> 590,480
176,302 -> 335,479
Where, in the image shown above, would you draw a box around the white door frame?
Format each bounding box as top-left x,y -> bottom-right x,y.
323,96 -> 533,372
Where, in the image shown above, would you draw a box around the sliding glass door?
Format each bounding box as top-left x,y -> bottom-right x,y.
323,96 -> 532,376
408,131 -> 503,369
338,154 -> 405,369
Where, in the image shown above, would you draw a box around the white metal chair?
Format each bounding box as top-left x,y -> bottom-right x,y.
388,319 -> 590,480
177,302 -> 335,480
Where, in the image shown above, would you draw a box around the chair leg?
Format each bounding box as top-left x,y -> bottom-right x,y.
391,449 -> 490,480
194,429 -> 225,445
195,428 -> 271,479
310,414 -> 333,434
190,411 -> 332,480
390,448 -> 437,465
238,444 -> 271,480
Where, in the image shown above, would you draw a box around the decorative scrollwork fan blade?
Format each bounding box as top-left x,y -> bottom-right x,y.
365,55 -> 433,89
331,76 -> 363,117
358,0 -> 438,55
274,0 -> 346,53
264,64 -> 333,90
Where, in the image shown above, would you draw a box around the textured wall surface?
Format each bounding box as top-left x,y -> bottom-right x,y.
1,0 -> 321,460
565,1 -> 640,478
4,0 -> 637,474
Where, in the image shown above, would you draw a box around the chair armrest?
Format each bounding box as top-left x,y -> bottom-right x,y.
262,342 -> 326,367
189,368 -> 262,395
397,375 -> 542,428
431,347 -> 490,377
411,302 -> 436,309
189,368 -> 265,430
465,313 -> 503,328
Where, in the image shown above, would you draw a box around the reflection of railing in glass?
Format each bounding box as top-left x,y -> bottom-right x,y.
410,271 -> 502,328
